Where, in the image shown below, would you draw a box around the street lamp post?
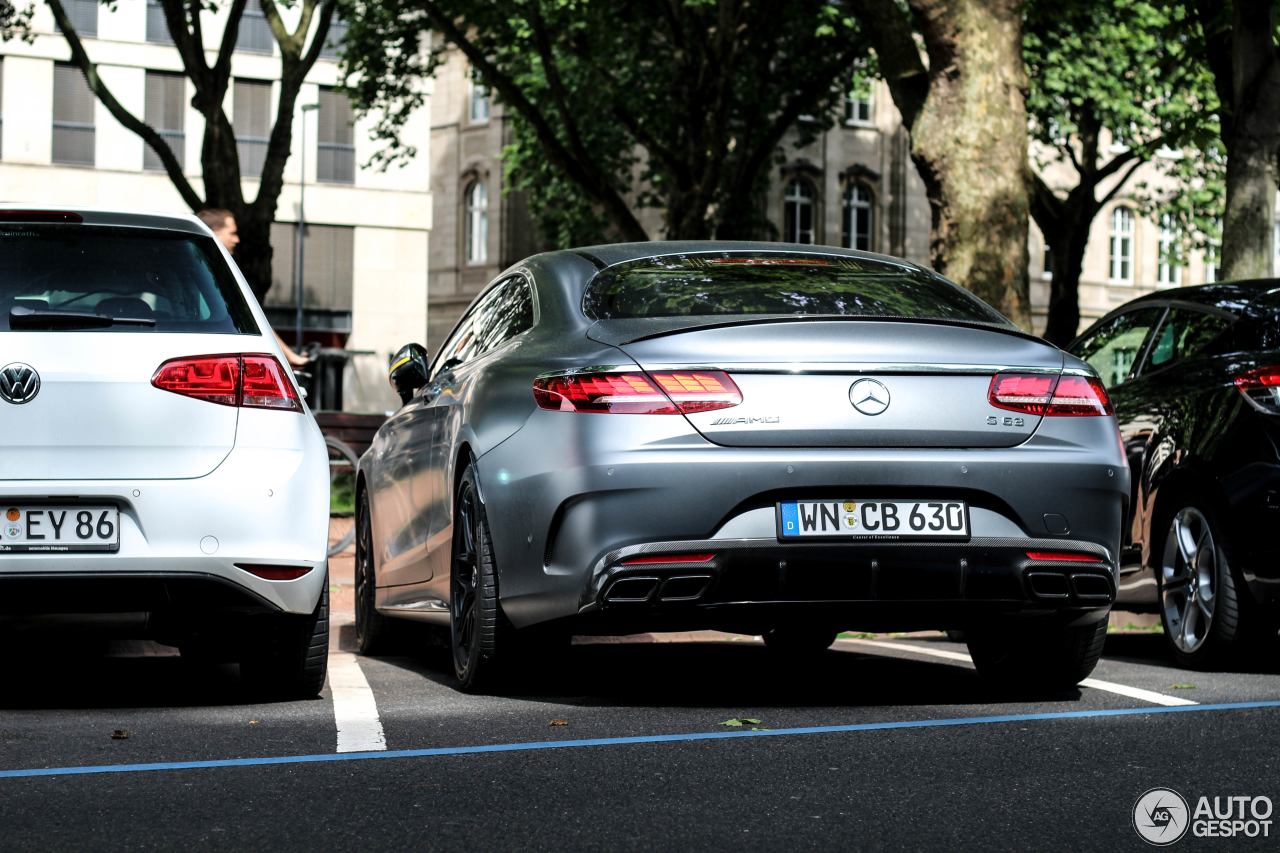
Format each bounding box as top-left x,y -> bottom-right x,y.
295,102 -> 320,351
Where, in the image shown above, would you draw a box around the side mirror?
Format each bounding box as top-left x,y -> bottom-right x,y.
388,343 -> 429,405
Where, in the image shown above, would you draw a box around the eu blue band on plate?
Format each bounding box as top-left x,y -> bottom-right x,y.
780,502 -> 799,536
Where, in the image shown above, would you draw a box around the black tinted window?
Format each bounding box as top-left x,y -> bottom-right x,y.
1145,309 -> 1233,371
583,253 -> 1011,326
0,224 -> 257,333
1071,307 -> 1164,388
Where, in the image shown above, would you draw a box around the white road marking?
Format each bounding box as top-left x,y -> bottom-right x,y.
837,637 -> 1198,707
329,652 -> 387,753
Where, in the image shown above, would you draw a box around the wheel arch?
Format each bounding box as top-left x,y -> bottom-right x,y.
1145,465 -> 1231,570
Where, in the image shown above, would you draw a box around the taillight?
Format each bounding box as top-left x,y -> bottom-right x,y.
0,210 -> 83,223
1235,365 -> 1280,414
152,354 -> 301,412
988,372 -> 1112,417
533,370 -> 741,414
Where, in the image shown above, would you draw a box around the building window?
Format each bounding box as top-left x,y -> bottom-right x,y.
1157,214 -> 1181,287
52,62 -> 95,166
236,4 -> 274,54
844,79 -> 873,125
146,0 -> 172,43
320,14 -> 348,60
465,180 -> 489,264
234,79 -> 272,177
469,72 -> 490,123
1042,243 -> 1053,279
783,178 -> 816,244
1109,206 -> 1134,283
143,71 -> 185,172
317,87 -> 355,184
63,0 -> 97,36
842,182 -> 874,251
266,222 -> 355,334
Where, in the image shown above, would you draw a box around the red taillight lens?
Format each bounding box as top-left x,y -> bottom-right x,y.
989,372 -> 1112,417
1236,365 -> 1280,413
649,371 -> 742,413
240,355 -> 302,410
152,355 -> 240,406
235,563 -> 314,580
533,370 -> 741,414
152,354 -> 301,412
1025,551 -> 1105,563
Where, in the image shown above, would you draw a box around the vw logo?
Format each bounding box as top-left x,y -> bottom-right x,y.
0,363 -> 41,405
849,378 -> 890,416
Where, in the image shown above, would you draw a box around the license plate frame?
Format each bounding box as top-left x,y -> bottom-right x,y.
776,499 -> 970,542
0,504 -> 121,553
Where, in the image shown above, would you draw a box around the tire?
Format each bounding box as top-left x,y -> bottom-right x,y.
763,626 -> 838,655
241,574 -> 329,699
355,489 -> 394,655
449,465 -> 511,692
1156,504 -> 1255,669
967,619 -> 1107,690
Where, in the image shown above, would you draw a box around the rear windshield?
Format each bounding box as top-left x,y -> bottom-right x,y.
0,224 -> 259,333
582,253 -> 1013,326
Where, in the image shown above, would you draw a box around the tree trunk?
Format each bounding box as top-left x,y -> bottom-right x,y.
906,0 -> 1031,327
1042,222 -> 1092,347
1221,125 -> 1279,280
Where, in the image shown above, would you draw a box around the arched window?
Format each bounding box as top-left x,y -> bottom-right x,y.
783,179 -> 816,244
465,180 -> 488,265
1109,206 -> 1134,283
842,183 -> 874,251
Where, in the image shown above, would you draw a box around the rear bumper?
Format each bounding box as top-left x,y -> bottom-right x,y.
575,535 -> 1114,635
0,423 -> 329,622
477,410 -> 1128,630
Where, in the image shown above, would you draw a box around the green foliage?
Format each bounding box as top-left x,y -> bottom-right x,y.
1025,0 -> 1216,161
0,1 -> 33,42
339,0 -> 869,243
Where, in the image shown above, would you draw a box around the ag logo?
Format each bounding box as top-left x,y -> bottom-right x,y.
1133,788 -> 1190,846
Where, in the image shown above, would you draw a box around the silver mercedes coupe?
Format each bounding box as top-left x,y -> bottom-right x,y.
356,243 -> 1128,691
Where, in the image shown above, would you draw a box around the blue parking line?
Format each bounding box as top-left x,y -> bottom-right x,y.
3,700 -> 1278,780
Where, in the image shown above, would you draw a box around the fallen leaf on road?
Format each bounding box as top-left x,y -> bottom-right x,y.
111,729 -> 130,740
720,718 -> 762,727
1170,683 -> 1197,690
249,720 -> 260,726
549,719 -> 568,727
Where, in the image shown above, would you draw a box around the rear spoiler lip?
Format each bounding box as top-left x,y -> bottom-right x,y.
587,313 -> 1050,348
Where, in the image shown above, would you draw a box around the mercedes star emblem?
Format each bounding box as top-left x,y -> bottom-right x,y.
0,363 -> 41,405
849,377 -> 890,416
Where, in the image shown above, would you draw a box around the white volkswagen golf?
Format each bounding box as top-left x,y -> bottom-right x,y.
0,207 -> 330,697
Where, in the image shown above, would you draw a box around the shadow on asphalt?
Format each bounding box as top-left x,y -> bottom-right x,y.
359,624 -> 1085,708
2,640 -> 285,710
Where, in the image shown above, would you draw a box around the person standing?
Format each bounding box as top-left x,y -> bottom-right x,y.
196,208 -> 309,368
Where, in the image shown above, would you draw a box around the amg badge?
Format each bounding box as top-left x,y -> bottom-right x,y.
710,415 -> 781,425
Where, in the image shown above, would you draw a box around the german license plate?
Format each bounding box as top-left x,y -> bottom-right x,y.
778,500 -> 969,540
0,505 -> 120,552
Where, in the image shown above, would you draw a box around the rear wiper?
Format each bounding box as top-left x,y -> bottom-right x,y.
8,304 -> 156,329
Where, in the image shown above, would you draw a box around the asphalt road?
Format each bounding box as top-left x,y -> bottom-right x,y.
2,602 -> 1278,851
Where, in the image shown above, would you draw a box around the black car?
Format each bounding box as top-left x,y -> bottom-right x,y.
1068,280 -> 1280,667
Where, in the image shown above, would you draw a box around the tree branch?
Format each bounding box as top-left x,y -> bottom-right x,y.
48,0 -> 202,211
1098,157 -> 1145,207
418,0 -> 647,240
847,0 -> 930,129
